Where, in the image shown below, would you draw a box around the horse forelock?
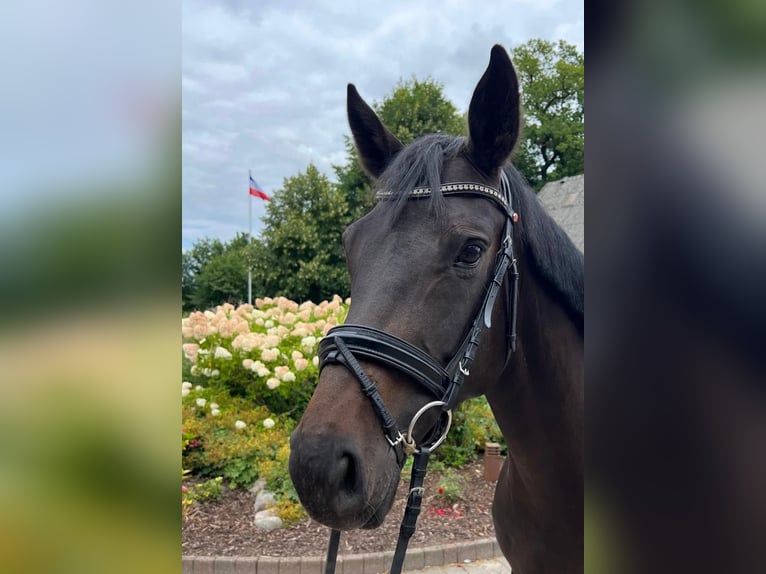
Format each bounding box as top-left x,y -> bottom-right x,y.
375,133 -> 468,224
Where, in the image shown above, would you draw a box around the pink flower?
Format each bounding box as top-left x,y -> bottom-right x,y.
182,485 -> 188,493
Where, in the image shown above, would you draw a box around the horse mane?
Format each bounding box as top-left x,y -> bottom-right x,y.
503,166 -> 584,333
374,133 -> 584,332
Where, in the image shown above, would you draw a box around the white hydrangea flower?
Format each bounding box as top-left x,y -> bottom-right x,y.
211,408 -> 221,416
266,378 -> 281,390
260,348 -> 279,362
181,381 -> 192,390
264,320 -> 274,328
312,356 -> 319,367
195,385 -> 204,391
182,389 -> 190,397
282,371 -> 296,383
263,418 -> 275,429
196,398 -> 207,408
294,358 -> 309,372
209,403 -> 219,410
211,369 -> 220,377
291,350 -> 304,361
234,420 -> 247,430
301,335 -> 317,353
214,347 -> 232,359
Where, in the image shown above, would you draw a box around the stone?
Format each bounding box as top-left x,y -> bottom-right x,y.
254,490 -> 277,512
248,478 -> 267,495
254,509 -> 283,530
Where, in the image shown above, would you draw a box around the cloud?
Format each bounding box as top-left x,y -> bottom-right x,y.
182,0 -> 583,248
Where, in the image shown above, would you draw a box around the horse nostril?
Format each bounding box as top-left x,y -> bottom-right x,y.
338,451 -> 359,493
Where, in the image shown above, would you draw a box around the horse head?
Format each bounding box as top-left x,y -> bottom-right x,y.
289,45 -> 521,530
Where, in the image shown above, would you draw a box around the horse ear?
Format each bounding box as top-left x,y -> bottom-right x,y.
467,45 -> 521,175
347,83 -> 403,179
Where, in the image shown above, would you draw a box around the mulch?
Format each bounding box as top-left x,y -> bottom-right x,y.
182,459 -> 498,557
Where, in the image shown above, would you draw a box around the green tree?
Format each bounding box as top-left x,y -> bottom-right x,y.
251,164 -> 350,302
182,234 -> 250,312
334,78 -> 466,218
183,238 -> 225,311
511,39 -> 584,190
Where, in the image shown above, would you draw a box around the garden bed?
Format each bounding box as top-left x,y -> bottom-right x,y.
182,459 -> 497,557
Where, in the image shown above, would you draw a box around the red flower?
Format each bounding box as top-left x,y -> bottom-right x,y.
438,486 -> 444,495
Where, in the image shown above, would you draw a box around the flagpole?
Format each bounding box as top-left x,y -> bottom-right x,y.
248,169 -> 253,305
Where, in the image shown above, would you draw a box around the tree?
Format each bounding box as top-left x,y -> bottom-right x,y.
251,164 -> 350,303
182,234 -> 249,312
511,39 -> 584,190
334,78 -> 466,218
183,238 -> 225,311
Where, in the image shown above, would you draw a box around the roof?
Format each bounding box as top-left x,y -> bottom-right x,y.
537,174 -> 584,252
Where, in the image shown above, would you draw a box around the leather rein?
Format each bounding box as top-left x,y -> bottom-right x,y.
317,172 -> 519,574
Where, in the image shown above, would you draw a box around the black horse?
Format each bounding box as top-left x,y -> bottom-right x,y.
289,45 -> 584,574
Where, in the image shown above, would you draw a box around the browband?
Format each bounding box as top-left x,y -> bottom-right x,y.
375,181 -> 510,213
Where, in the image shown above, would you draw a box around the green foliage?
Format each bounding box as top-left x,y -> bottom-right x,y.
251,165 -> 352,303
182,234 -> 250,312
436,467 -> 465,504
333,77 -> 466,221
182,397 -> 294,489
511,39 -> 584,190
375,77 -> 466,144
437,397 -> 505,467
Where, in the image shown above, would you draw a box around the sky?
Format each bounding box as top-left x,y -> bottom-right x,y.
0,0 -> 177,217
182,0 -> 583,250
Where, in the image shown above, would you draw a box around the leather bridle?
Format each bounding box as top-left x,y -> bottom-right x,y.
317,171 -> 519,574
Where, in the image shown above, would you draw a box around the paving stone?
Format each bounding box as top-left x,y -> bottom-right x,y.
423,545 -> 444,567
362,552 -> 386,574
214,558 -> 237,574
182,557 -> 194,574
258,557 -> 279,574
279,558 -> 300,574
457,542 -> 477,563
341,554 -> 364,574
441,543 -> 459,565
195,556 -> 215,574
475,539 -> 495,560
234,557 -> 257,574
300,556 -> 323,574
402,548 -> 424,570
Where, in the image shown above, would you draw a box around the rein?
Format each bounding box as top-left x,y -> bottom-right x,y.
317,173 -> 519,574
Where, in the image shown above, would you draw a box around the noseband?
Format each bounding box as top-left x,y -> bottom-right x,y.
317,172 -> 519,574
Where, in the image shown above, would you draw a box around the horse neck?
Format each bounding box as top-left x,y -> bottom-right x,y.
486,256 -> 584,495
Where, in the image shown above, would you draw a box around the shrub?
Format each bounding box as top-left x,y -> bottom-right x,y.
435,467 -> 465,504
437,397 -> 505,467
182,394 -> 294,490
182,296 -> 349,417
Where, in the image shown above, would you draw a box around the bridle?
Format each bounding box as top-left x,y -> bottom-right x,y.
317,171 -> 519,574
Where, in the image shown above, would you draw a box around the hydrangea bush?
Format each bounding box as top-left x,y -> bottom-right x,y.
181,296 -> 348,522
181,294 -> 503,524
182,296 -> 348,415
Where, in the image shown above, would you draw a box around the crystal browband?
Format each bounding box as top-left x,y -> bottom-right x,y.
375,182 -> 509,212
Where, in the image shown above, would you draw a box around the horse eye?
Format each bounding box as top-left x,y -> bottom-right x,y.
456,244 -> 484,267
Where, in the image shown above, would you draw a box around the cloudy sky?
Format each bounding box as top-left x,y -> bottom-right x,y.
182,0 -> 583,249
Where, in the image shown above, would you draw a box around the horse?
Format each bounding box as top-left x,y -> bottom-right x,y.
288,45 -> 584,574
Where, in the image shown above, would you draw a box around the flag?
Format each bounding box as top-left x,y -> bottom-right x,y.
249,176 -> 271,201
